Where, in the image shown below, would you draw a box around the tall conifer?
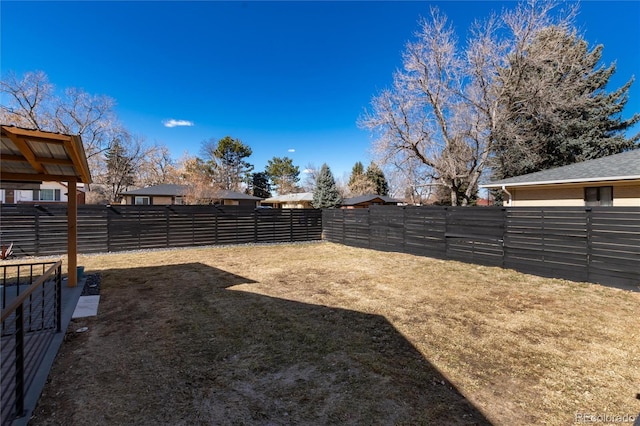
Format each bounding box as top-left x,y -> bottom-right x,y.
312,163 -> 342,208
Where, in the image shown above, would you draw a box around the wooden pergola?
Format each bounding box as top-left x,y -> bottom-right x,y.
0,125 -> 92,287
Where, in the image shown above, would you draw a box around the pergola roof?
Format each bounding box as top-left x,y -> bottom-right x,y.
1,125 -> 92,184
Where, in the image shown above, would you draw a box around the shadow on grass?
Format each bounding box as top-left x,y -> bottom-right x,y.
34,262 -> 491,425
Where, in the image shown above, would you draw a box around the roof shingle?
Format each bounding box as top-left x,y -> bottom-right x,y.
120,185 -> 262,200
482,149 -> 640,188
342,194 -> 401,206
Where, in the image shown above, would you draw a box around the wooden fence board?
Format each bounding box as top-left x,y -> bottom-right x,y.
0,205 -> 321,255
322,205 -> 639,289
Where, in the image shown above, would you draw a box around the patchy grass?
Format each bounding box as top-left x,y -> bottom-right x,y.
29,242 -> 640,425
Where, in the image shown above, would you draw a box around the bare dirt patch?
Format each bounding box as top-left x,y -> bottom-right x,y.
29,242 -> 640,425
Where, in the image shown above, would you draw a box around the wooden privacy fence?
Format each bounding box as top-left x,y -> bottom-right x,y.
323,205 -> 640,289
0,204 -> 322,256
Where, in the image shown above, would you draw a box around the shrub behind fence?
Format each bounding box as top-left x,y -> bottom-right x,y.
0,204 -> 322,256
323,205 -> 640,289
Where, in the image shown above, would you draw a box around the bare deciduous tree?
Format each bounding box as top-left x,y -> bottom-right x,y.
1,70 -> 120,164
360,1 -> 579,205
0,70 -> 55,129
301,163 -> 319,192
179,156 -> 217,204
136,143 -> 181,187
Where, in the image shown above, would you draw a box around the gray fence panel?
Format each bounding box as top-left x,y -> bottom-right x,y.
503,207 -> 589,282
445,207 -> 504,266
404,206 -> 447,258
588,207 -> 640,287
322,209 -> 345,244
322,205 -> 639,289
0,205 -> 322,256
78,206 -> 109,253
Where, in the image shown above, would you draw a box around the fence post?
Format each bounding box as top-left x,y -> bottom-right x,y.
444,207 -> 449,259
367,207 -> 371,249
191,209 -> 196,247
586,207 -> 593,282
106,206 -> 112,252
254,209 -> 258,243
165,207 -> 171,248
34,206 -> 40,256
501,207 -> 507,268
402,206 -> 407,252
137,209 -> 142,249
214,207 -> 218,245
289,209 -> 294,242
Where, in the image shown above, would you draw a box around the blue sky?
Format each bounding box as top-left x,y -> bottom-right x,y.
1,1 -> 639,182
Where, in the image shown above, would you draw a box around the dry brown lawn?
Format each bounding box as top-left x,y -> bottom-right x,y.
28,242 -> 640,425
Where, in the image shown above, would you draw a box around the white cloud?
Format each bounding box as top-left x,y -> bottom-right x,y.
302,168 -> 314,174
163,119 -> 194,128
288,148 -> 296,153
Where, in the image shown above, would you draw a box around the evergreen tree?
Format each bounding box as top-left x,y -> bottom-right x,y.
348,161 -> 365,187
201,136 -> 253,191
312,163 -> 342,208
265,156 -> 300,194
250,172 -> 271,198
365,162 -> 389,196
493,26 -> 640,179
348,161 -> 375,196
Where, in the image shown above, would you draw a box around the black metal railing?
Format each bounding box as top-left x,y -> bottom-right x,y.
1,260 -> 62,425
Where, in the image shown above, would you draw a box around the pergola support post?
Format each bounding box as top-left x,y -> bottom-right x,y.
67,180 -> 78,287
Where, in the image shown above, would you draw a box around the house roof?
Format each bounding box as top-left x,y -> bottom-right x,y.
482,149 -> 640,188
262,192 -> 314,203
1,125 -> 92,184
120,185 -> 262,200
342,194 -> 401,206
121,184 -> 189,196
215,190 -> 262,200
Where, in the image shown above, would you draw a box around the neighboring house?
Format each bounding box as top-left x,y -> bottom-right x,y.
213,189 -> 263,207
261,192 -> 314,209
119,184 -> 263,207
120,184 -> 188,205
481,149 -> 640,207
0,181 -> 86,204
475,198 -> 495,207
341,194 -> 402,209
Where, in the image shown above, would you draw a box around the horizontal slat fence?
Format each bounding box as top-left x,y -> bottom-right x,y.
0,204 -> 322,256
323,205 -> 639,289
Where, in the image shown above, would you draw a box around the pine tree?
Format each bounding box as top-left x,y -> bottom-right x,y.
348,161 -> 375,196
312,163 -> 342,208
200,136 -> 253,191
265,157 -> 300,194
365,162 -> 389,196
493,26 -> 640,179
348,162 -> 365,186
250,172 -> 271,198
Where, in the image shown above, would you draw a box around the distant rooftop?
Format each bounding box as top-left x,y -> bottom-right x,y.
120,184 -> 262,200
263,192 -> 314,203
482,149 -> 640,188
342,194 -> 401,206
120,184 -> 188,196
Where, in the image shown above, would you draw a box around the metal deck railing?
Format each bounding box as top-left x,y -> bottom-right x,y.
1,261 -> 62,425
